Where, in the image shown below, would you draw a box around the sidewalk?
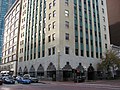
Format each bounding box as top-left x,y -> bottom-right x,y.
85,80 -> 120,86
39,80 -> 74,84
39,80 -> 120,86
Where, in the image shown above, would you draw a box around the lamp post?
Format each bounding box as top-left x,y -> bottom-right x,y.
58,51 -> 60,70
57,51 -> 60,81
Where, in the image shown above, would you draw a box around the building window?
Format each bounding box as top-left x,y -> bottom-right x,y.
34,53 -> 36,59
12,45 -> 16,52
52,47 -> 55,55
96,52 -> 98,58
65,10 -> 69,17
49,13 -> 51,20
91,52 -> 94,58
105,44 -> 107,49
48,24 -> 51,31
104,34 -> 107,40
103,16 -> 105,22
65,47 -> 69,54
53,10 -> 56,17
49,3 -> 52,9
53,0 -> 56,6
10,48 -> 12,53
6,58 -> 8,63
65,21 -> 69,28
42,50 -> 45,57
65,33 -> 69,40
86,51 -> 89,57
48,48 -> 51,56
12,54 -> 16,60
38,52 -> 40,58
52,21 -> 56,29
26,55 -> 29,61
81,50 -> 84,56
86,39 -> 89,44
75,49 -> 79,56
103,25 -> 106,31
101,0 -> 104,5
48,35 -> 51,42
9,56 -> 12,62
95,41 -> 98,47
52,33 -> 55,41
43,39 -> 45,44
65,0 -> 69,6
102,8 -> 104,14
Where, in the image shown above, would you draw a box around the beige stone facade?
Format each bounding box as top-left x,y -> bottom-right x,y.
1,0 -> 110,80
17,0 -> 110,80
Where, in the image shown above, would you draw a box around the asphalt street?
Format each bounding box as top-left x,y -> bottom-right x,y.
0,81 -> 120,90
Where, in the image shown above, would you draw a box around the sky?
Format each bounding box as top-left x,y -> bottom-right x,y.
107,0 -> 120,25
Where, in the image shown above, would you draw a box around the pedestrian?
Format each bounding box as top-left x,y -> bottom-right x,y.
87,63 -> 95,80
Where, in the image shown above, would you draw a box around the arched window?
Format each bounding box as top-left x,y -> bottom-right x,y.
18,67 -> 22,76
37,64 -> 44,77
62,62 -> 73,81
29,65 -> 35,77
47,62 -> 56,81
23,66 -> 28,75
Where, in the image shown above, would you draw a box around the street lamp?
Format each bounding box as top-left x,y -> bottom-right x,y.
58,51 -> 60,70
57,51 -> 60,81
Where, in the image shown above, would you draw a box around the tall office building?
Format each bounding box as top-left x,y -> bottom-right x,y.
1,0 -> 110,80
17,0 -> 110,80
0,0 -> 15,58
1,0 -> 20,76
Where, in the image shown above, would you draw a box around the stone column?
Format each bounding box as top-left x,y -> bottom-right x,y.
56,70 -> 63,81
44,71 -> 47,80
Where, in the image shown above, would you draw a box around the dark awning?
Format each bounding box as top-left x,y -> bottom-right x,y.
62,62 -> 72,71
37,64 -> 44,72
47,63 -> 56,71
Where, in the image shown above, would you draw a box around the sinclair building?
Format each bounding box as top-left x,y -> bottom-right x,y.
2,0 -> 110,80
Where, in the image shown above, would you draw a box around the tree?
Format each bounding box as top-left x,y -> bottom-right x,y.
97,50 -> 120,79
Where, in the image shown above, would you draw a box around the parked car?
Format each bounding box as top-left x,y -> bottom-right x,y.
23,74 -> 39,83
30,77 -> 39,83
0,77 -> 3,85
16,76 -> 31,84
3,76 -> 15,84
16,76 -> 22,82
12,76 -> 17,80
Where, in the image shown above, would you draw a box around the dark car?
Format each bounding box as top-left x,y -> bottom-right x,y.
23,74 -> 38,83
30,77 -> 39,83
0,77 -> 3,85
16,76 -> 22,83
3,76 -> 15,84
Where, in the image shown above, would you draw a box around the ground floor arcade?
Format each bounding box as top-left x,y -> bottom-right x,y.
18,54 -> 99,81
